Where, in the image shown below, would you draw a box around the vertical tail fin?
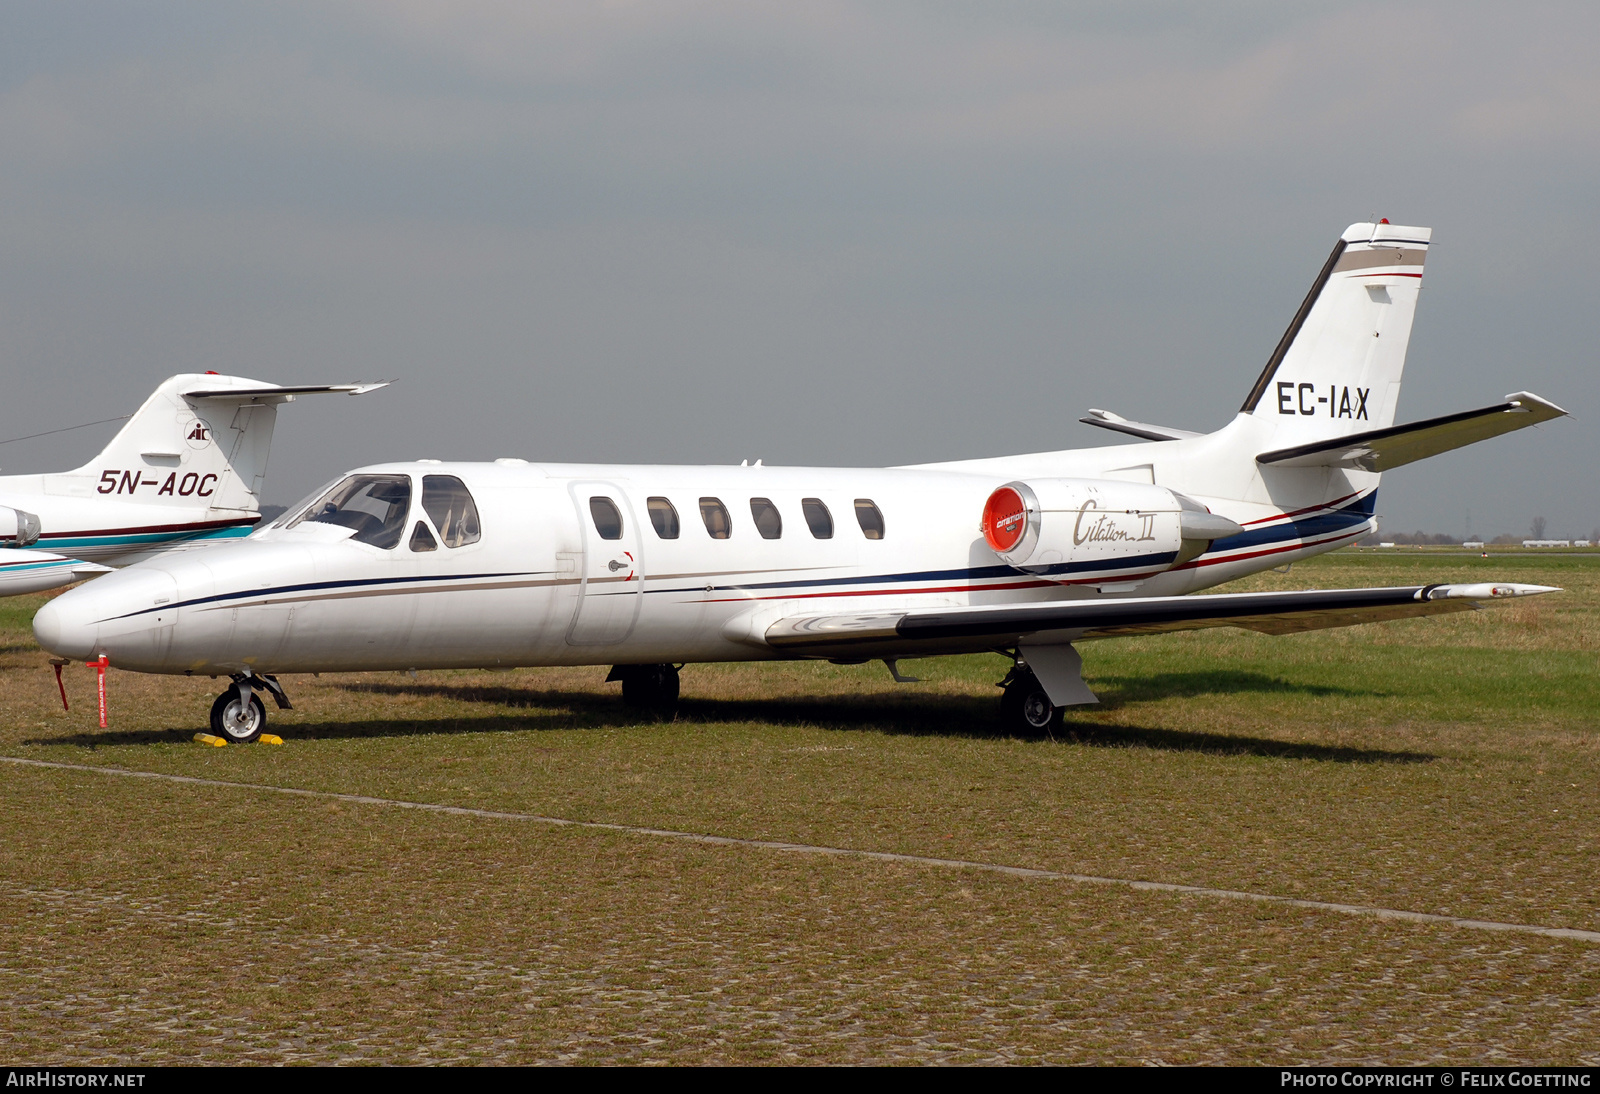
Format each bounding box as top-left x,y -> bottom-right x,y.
1239,222 -> 1430,447
69,374 -> 287,514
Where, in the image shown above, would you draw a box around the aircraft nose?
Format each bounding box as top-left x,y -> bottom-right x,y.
33,595 -> 97,662
33,567 -> 181,668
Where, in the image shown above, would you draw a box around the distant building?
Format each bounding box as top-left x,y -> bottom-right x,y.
1523,540 -> 1571,548
1575,540 -> 1593,548
1379,542 -> 1396,548
1463,541 -> 1485,549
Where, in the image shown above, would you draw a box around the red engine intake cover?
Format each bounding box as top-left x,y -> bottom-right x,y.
982,486 -> 1029,553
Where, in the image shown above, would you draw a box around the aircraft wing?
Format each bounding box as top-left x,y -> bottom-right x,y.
1256,392 -> 1568,472
761,583 -> 1557,659
180,382 -> 392,402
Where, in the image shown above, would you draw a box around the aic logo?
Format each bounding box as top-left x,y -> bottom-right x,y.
184,419 -> 212,450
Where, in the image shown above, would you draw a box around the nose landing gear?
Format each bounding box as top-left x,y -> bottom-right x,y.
606,663 -> 681,717
209,673 -> 293,743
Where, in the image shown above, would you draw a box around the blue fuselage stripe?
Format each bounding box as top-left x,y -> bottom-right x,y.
1208,493 -> 1376,553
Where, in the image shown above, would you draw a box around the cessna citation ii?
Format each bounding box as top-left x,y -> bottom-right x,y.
33,222 -> 1568,740
0,374 -> 386,596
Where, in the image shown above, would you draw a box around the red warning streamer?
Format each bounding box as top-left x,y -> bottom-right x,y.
85,655 -> 108,728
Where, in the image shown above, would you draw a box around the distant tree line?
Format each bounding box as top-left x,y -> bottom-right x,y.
1357,531 -> 1464,546
1356,518 -> 1600,546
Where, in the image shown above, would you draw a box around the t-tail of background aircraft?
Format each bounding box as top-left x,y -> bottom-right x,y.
0,374 -> 387,595
32,222 -> 1573,740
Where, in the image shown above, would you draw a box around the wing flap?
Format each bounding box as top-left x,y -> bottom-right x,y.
1256,392 -> 1568,471
762,583 -> 1556,657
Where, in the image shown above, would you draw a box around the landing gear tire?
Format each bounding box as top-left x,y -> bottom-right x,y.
617,664 -> 680,716
210,685 -> 267,743
1000,668 -> 1059,737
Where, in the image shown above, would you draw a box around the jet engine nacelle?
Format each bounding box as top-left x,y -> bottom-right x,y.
981,479 -> 1243,577
0,507 -> 42,547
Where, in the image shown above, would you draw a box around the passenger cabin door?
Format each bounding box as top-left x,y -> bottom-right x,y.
566,481 -> 644,646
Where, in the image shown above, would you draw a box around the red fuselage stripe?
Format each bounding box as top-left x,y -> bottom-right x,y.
1239,490 -> 1363,527
1173,529 -> 1361,571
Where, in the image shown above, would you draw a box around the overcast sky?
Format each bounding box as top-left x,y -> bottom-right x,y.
1,1 -> 1595,539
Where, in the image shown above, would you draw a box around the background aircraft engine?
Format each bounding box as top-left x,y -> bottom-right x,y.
981,479 -> 1239,577
0,507 -> 42,547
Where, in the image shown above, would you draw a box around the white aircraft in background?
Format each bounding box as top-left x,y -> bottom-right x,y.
0,374 -> 387,595
34,222 -> 1569,741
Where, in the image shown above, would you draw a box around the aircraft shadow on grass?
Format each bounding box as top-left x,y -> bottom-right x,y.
1090,669 -> 1387,705
24,672 -> 1424,763
223,677 -> 1425,764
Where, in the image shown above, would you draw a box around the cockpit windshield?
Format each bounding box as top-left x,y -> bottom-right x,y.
288,474 -> 412,549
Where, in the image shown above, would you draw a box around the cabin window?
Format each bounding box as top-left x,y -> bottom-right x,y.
699,497 -> 731,539
647,497 -> 680,539
854,499 -> 885,540
421,475 -> 482,547
801,498 -> 833,539
290,474 -> 412,550
409,521 -> 438,552
589,497 -> 624,541
750,498 -> 782,540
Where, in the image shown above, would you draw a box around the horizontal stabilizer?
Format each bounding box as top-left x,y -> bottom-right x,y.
180,382 -> 392,402
763,583 -> 1557,659
1080,409 -> 1200,442
1257,391 -> 1568,471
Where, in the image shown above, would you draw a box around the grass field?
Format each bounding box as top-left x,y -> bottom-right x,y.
1,549 -> 1596,1064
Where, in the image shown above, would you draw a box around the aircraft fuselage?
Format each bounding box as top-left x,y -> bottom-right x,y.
33,453 -> 1377,676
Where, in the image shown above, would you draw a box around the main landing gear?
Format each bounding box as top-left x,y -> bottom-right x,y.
607,664 -> 680,716
998,661 -> 1061,737
209,673 -> 293,743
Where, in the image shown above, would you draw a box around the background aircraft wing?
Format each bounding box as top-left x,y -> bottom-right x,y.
1256,392 -> 1568,471
761,583 -> 1557,658
0,550 -> 111,596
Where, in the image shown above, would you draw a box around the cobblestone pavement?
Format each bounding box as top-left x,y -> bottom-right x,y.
2,766 -> 1597,1065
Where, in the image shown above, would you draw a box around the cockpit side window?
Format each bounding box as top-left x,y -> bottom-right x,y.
421,475 -> 483,548
409,521 -> 438,552
289,474 -> 412,549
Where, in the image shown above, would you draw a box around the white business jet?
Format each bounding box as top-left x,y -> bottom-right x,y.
33,222 -> 1568,741
0,374 -> 387,595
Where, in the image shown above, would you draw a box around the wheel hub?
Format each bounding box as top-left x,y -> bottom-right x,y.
1022,691 -> 1054,728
